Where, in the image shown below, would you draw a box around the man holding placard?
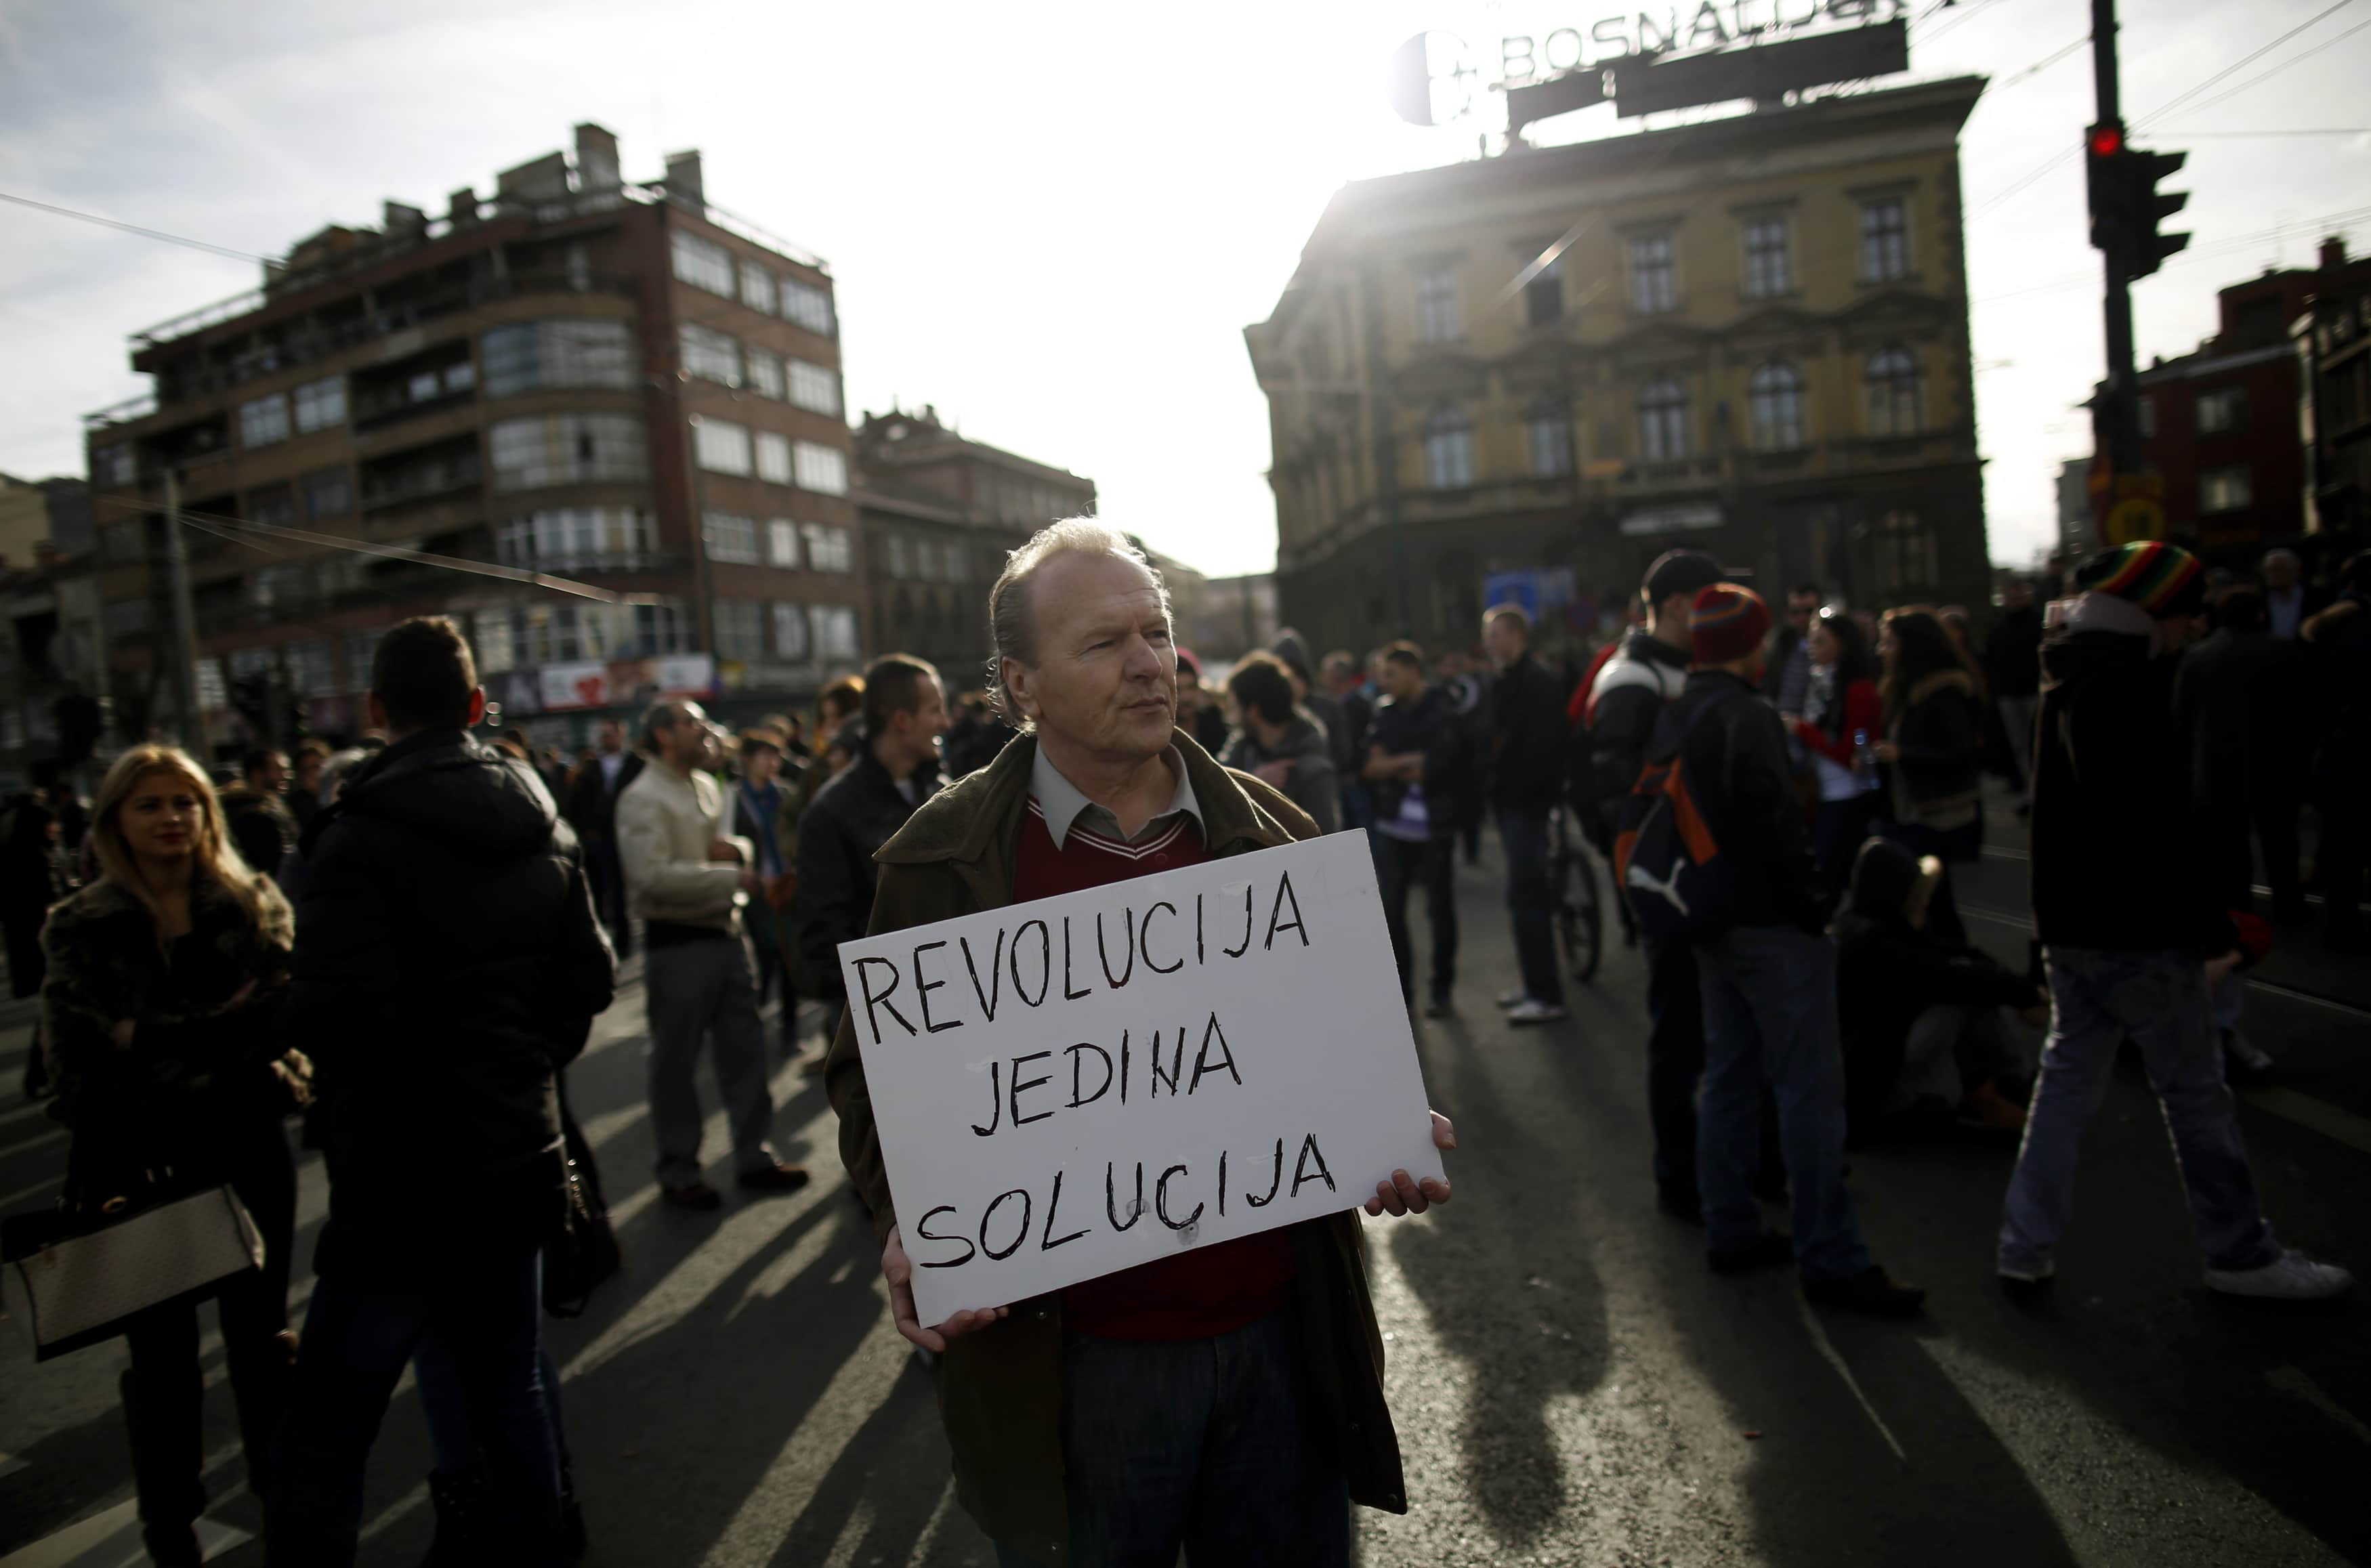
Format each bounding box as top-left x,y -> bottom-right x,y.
826,520 -> 1454,1568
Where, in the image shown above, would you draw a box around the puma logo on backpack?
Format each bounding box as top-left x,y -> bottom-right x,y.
1613,704 -> 1743,941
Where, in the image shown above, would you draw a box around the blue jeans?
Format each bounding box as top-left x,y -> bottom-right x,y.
1998,947 -> 2280,1275
416,1336 -> 567,1477
1641,933 -> 1704,1191
1497,809 -> 1564,1006
994,1307 -> 1349,1568
1695,925 -> 1871,1281
269,1251 -> 560,1567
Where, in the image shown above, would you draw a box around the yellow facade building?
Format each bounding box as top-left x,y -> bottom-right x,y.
1246,75 -> 1989,657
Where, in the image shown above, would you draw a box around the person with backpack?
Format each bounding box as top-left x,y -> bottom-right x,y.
1620,582 -> 1925,1315
1578,549 -> 1727,1221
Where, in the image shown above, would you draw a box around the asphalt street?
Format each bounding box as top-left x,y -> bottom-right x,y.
1,807 -> 2366,1567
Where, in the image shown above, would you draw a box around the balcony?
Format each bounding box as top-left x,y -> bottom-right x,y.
360,452 -> 482,513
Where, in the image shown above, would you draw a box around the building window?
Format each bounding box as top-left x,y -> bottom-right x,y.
2196,387 -> 2246,434
1748,362 -> 1807,451
633,599 -> 694,656
240,394 -> 291,448
746,349 -> 784,400
1871,510 -> 1937,595
715,599 -> 765,660
755,431 -> 793,485
302,466 -> 353,519
344,631 -> 379,692
693,417 -> 753,475
1864,347 -> 1923,436
767,518 -> 800,567
782,277 -> 837,336
496,508 -> 658,570
1637,377 -> 1691,461
1860,198 -> 1911,282
671,231 -> 735,295
1526,400 -> 1573,478
482,320 -> 635,397
885,536 -> 911,579
801,522 -> 854,572
704,511 -> 760,564
738,261 -> 777,315
293,376 -> 347,434
680,323 -> 742,386
1415,267 -> 1461,344
93,443 -> 136,488
1523,259 -> 1564,331
793,441 -> 848,495
809,603 -> 861,660
287,639 -> 335,698
247,482 -> 296,528
772,601 -> 810,660
1628,234 -> 1677,314
787,360 -> 841,416
2200,465 -> 2253,513
488,413 -> 651,490
1422,406 -> 1473,488
1742,216 -> 1792,299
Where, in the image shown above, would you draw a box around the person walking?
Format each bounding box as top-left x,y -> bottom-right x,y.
1783,606 -> 1883,897
1364,642 -> 1473,1017
1481,603 -> 1570,1024
1872,608 -> 1987,945
1644,585 -> 1925,1313
561,719 -> 642,960
618,700 -> 810,1210
827,519 -> 1454,1567
1220,651 -> 1341,834
41,744 -> 308,1567
792,654 -> 949,1059
732,730 -> 800,1056
1984,577 -> 2044,813
1999,543 -> 2351,1301
219,747 -> 297,888
1580,549 -> 1727,1220
268,616 -> 619,1566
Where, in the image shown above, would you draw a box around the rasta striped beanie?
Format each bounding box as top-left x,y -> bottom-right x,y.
2076,541 -> 2206,618
1690,582 -> 1771,665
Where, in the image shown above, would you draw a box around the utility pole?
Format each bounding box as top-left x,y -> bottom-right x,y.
160,468 -> 205,756
2090,0 -> 2139,480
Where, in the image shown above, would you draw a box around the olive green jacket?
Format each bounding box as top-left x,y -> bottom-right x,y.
824,731 -> 1408,1561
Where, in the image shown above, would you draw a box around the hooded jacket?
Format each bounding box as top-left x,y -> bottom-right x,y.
2030,593 -> 2230,954
1220,709 -> 1341,833
1574,628 -> 1691,834
285,729 -> 616,1284
1832,839 -> 2035,1135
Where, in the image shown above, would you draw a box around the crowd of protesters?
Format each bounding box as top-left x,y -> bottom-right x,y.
7,511 -> 2365,1567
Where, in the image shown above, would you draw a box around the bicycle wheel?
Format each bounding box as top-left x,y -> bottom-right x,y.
1564,849 -> 1604,982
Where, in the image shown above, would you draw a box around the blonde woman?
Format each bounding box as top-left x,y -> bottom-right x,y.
40,744 -> 308,1568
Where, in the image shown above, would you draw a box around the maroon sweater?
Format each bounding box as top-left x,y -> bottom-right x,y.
1013,799 -> 1299,1340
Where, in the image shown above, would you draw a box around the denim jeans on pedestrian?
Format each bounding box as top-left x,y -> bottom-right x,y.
645,931 -> 779,1187
991,1307 -> 1349,1568
270,1250 -> 560,1567
1998,946 -> 2280,1276
1375,832 -> 1457,1005
1641,933 -> 1705,1192
1496,809 -> 1564,1007
1695,925 -> 1871,1281
416,1334 -> 568,1477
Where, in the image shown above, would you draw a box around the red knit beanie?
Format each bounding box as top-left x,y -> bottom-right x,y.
1690,582 -> 1770,666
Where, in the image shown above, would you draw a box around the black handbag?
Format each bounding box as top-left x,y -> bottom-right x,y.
541,1080 -> 620,1319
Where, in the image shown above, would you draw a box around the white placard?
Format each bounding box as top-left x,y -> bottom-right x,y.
839,831 -> 1441,1328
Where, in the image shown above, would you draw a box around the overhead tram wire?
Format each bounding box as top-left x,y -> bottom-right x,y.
0,189 -> 271,264
2155,15 -> 2371,123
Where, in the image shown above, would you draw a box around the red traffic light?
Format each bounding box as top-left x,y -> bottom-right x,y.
2089,124 -> 2124,156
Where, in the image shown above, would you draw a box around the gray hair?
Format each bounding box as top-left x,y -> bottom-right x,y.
986,518 -> 1170,729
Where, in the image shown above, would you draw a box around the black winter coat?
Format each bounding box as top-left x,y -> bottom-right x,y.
1574,630 -> 1691,834
220,786 -> 295,884
791,749 -> 940,1002
2173,626 -> 2309,811
1984,604 -> 2044,700
1653,670 -> 1824,932
1884,672 -> 1986,831
1367,685 -> 1471,839
1488,653 -> 1570,815
286,730 -> 615,1284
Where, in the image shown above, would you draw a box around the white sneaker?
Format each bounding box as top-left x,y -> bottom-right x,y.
2204,1249 -> 2354,1301
1507,999 -> 1568,1025
1998,1259 -> 2055,1287
1496,988 -> 1532,1009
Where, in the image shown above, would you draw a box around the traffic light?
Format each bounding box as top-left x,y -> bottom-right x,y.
2085,123 -> 2190,280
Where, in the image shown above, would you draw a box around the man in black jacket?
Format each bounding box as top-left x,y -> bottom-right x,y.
221,747 -> 295,885
1983,576 -> 2044,809
1482,604 -> 1571,1024
2000,543 -> 2349,1302
1578,549 -> 1722,1219
562,717 -> 643,958
1364,641 -> 1471,1017
1656,583 -> 1923,1315
792,654 -> 948,1040
272,616 -> 617,1564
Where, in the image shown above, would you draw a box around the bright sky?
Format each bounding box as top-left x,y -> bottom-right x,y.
1,0 -> 2366,579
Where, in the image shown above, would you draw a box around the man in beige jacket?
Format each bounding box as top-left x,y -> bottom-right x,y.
617,700 -> 808,1210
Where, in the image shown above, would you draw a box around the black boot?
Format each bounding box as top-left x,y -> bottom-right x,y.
560,1449 -> 588,1563
121,1369 -> 203,1568
420,1464 -> 490,1568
